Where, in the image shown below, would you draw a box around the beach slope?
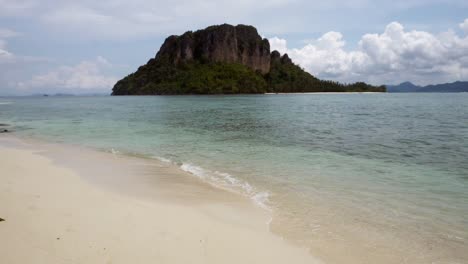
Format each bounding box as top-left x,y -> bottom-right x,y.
0,137 -> 319,264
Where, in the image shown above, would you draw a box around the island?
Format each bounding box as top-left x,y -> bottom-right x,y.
112,24 -> 386,95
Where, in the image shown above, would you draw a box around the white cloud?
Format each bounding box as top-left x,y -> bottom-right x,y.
0,40 -> 53,95
269,19 -> 468,85
0,47 -> 13,60
26,0 -> 468,39
460,19 -> 468,34
37,0 -> 298,39
270,32 -> 370,79
1,0 -> 467,40
17,56 -> 118,93
0,25 -> 117,95
0,28 -> 24,64
269,37 -> 288,54
0,29 -> 17,63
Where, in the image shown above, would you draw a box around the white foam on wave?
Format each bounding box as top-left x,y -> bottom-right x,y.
153,156 -> 173,164
0,101 -> 13,105
180,163 -> 206,179
252,192 -> 271,211
110,148 -> 120,155
180,162 -> 271,210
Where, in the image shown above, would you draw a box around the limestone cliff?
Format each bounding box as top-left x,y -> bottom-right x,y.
156,24 -> 271,74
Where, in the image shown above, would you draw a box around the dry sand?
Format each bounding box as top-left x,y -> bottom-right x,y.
0,136 -> 321,264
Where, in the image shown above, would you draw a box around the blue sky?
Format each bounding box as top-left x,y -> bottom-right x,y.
1,0 -> 468,95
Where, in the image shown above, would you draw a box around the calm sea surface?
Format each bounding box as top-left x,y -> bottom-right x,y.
1,93 -> 467,262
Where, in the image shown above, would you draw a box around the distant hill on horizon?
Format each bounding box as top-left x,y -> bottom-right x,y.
387,81 -> 468,93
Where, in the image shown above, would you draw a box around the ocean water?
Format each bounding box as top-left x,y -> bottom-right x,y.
1,94 -> 467,262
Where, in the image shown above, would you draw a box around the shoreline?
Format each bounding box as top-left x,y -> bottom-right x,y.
1,91 -> 387,98
1,133 -> 466,264
264,92 -> 384,94
0,135 -> 320,264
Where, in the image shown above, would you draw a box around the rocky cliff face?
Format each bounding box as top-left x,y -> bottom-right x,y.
270,50 -> 293,65
156,24 -> 271,74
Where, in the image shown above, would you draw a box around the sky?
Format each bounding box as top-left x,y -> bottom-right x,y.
0,0 -> 468,95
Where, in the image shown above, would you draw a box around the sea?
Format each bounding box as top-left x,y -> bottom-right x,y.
1,93 -> 467,263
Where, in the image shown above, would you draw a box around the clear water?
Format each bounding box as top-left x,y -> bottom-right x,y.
1,94 -> 467,262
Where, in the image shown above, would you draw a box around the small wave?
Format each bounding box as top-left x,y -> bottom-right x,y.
153,156 -> 173,164
110,148 -> 120,155
0,102 -> 13,105
180,163 -> 271,210
180,163 -> 206,178
252,192 -> 271,211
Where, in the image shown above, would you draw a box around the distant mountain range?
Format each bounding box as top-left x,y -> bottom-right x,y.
386,81 -> 468,93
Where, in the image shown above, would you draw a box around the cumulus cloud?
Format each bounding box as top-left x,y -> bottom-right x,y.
0,29 -> 19,63
460,19 -> 468,34
269,37 -> 288,55
270,19 -> 468,85
0,25 -> 118,95
0,47 -> 13,60
16,56 -> 118,93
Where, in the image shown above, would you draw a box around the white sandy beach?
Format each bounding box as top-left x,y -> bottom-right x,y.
0,136 -> 320,264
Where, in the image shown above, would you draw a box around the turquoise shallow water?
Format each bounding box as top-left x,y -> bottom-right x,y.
1,93 -> 467,262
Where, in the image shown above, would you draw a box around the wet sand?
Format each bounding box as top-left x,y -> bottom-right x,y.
0,136 -> 320,264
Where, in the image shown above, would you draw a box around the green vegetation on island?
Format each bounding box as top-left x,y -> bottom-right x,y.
112,24 -> 385,95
